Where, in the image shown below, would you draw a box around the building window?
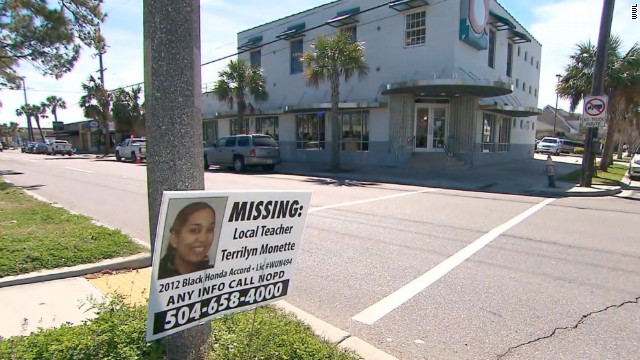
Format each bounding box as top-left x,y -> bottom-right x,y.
530,56 -> 534,66
535,88 -> 538,97
202,119 -> 218,145
230,118 -> 250,135
522,81 -> 526,91
529,85 -> 532,94
497,117 -> 511,152
290,39 -> 303,74
405,11 -> 426,47
515,78 -> 519,88
536,60 -> 539,70
524,51 -> 528,61
255,116 -> 279,140
250,49 -> 261,68
520,119 -> 523,129
506,42 -> 513,77
517,46 -> 521,56
482,112 -> 496,152
296,113 -> 325,150
488,29 -> 496,69
340,110 -> 369,151
341,26 -> 357,42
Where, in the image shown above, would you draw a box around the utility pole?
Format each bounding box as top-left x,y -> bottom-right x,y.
144,1 -> 208,358
580,0 -> 615,187
21,78 -> 34,142
98,50 -> 112,152
553,74 -> 561,136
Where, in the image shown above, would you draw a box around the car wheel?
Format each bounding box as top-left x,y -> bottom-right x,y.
130,152 -> 137,162
115,151 -> 121,161
204,156 -> 209,170
233,156 -> 245,172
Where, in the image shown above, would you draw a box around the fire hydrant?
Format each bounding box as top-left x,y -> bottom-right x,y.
544,155 -> 557,188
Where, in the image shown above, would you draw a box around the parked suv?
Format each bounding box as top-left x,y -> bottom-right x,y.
536,137 -> 561,155
204,134 -> 280,172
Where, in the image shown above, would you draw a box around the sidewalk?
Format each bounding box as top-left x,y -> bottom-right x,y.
0,155 -> 625,359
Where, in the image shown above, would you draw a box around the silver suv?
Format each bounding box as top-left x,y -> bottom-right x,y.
204,134 -> 280,172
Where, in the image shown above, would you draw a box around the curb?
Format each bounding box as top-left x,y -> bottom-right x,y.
526,185 -> 621,198
275,301 -> 400,360
0,253 -> 151,288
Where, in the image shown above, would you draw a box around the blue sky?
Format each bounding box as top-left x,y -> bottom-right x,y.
1,0 -> 638,128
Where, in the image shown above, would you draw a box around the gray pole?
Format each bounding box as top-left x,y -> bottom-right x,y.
553,74 -> 561,136
98,51 -> 111,151
580,0 -> 615,187
21,78 -> 34,142
143,1 -> 209,358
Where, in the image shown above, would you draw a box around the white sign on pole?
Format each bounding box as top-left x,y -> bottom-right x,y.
580,95 -> 608,128
146,190 -> 312,341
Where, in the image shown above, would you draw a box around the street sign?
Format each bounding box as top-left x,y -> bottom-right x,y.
580,95 -> 608,128
89,121 -> 99,128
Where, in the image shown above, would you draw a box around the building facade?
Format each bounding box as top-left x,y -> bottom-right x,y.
202,0 -> 542,167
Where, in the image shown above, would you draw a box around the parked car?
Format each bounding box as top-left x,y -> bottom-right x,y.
33,142 -> 51,155
629,145 -> 640,180
536,137 -> 561,155
0,141 -> 4,151
558,139 -> 576,154
115,138 -> 147,162
204,134 -> 280,172
50,140 -> 74,156
21,142 -> 36,153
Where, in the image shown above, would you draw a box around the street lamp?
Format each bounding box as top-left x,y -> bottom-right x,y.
553,74 -> 562,136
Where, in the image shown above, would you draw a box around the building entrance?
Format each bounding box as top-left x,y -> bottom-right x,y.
414,104 -> 447,152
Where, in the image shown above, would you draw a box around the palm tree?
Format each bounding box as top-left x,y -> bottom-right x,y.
112,86 -> 145,138
212,59 -> 268,134
16,104 -> 47,143
45,96 -> 67,138
557,36 -> 640,170
302,32 -> 369,170
79,75 -> 113,156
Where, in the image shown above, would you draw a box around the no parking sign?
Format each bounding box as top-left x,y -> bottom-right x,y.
580,95 -> 608,128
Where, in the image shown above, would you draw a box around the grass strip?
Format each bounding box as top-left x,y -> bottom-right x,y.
0,297 -> 361,360
558,162 -> 628,185
0,178 -> 147,277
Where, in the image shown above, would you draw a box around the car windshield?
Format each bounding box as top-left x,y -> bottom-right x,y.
636,145 -> 640,154
253,136 -> 278,147
541,138 -> 558,144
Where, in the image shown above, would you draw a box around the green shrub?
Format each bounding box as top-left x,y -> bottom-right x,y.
0,296 -> 164,360
574,147 -> 584,154
0,298 -> 361,360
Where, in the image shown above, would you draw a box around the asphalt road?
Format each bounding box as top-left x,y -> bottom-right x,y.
1,150 -> 639,359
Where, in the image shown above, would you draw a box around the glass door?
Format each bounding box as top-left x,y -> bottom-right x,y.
414,104 -> 448,152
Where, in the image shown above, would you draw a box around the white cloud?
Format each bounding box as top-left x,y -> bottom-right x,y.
531,0 -> 638,113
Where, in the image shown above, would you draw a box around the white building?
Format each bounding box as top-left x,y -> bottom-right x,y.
202,0 -> 542,167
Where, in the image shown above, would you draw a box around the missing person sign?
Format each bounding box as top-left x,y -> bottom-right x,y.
146,190 -> 312,341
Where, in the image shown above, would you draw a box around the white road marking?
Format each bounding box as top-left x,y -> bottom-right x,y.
352,197 -> 556,325
24,159 -> 37,162
309,189 -> 438,213
65,167 -> 93,173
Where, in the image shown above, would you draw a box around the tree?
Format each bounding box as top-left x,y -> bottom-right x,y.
16,104 -> 47,143
0,0 -> 105,88
212,58 -> 268,134
45,96 -> 67,138
302,32 -> 369,170
79,75 -> 112,155
557,36 -> 640,170
112,86 -> 145,138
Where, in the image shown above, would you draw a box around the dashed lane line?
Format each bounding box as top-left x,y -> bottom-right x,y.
64,167 -> 94,173
309,189 -> 438,213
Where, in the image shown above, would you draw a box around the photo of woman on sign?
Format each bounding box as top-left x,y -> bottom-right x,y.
158,201 -> 218,279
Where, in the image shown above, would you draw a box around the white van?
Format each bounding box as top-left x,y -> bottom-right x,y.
536,137 -> 561,155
